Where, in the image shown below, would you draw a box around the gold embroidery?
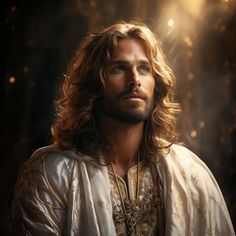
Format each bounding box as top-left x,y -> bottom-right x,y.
12,153 -> 67,234
109,164 -> 160,235
113,187 -> 160,235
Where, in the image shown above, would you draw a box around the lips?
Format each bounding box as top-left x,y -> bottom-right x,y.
117,88 -> 147,101
122,93 -> 145,100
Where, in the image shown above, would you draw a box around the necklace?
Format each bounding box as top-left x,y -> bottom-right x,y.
110,154 -> 161,235
110,153 -> 141,235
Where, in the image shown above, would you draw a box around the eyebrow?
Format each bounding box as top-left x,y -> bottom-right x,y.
108,60 -> 151,66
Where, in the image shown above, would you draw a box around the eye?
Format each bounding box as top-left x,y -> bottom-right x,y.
139,65 -> 152,74
111,65 -> 128,74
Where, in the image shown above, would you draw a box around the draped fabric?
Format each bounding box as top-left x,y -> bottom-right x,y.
10,144 -> 235,235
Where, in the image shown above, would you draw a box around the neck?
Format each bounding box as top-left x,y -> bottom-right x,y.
98,114 -> 144,167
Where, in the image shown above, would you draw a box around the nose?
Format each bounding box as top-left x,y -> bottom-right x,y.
127,67 -> 141,87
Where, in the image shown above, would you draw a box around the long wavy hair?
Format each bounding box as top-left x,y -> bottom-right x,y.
51,21 -> 180,163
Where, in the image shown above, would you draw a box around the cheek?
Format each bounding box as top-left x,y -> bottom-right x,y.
104,77 -> 125,94
144,77 -> 155,96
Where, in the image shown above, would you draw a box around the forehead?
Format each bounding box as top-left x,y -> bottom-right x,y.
110,38 -> 149,61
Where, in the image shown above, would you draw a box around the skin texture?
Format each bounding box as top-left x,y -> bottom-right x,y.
98,39 -> 155,180
99,38 -> 155,124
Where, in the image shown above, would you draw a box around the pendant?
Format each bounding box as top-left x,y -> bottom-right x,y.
123,190 -> 160,235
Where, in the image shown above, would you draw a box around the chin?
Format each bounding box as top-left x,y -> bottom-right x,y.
98,102 -> 151,124
113,110 -> 149,124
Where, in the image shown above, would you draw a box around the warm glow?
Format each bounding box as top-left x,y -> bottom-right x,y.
190,130 -> 198,138
180,0 -> 205,15
9,76 -> 16,84
188,73 -> 194,81
168,18 -> 175,27
199,121 -> 205,128
184,36 -> 193,47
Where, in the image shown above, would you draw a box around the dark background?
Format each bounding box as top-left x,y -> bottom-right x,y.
1,0 -> 236,234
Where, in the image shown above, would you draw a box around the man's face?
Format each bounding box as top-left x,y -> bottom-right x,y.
98,38 -> 155,124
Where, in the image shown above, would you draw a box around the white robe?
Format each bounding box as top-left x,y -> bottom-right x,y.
10,144 -> 235,235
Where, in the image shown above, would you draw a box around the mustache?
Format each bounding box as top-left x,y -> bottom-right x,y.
117,87 -> 148,100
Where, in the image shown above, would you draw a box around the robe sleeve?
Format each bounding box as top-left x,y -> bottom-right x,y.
10,148 -> 75,236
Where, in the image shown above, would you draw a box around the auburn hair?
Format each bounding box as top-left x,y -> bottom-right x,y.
51,21 -> 180,163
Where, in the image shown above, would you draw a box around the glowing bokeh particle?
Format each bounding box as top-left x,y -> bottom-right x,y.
9,76 -> 16,84
168,18 -> 175,27
190,130 -> 198,138
188,73 -> 194,81
184,36 -> 193,47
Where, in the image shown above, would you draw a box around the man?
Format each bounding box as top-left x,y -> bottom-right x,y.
10,21 -> 235,235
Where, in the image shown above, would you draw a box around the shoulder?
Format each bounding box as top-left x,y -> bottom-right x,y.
30,145 -> 77,165
156,139 -> 207,171
14,146 -> 97,204
160,143 -> 223,200
19,146 -> 79,181
165,143 -> 210,174
14,146 -> 81,203
30,145 -> 84,163
17,145 -> 101,193
19,144 -> 100,184
22,145 -> 95,173
162,143 -> 212,179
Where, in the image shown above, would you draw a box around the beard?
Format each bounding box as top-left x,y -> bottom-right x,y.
96,91 -> 154,124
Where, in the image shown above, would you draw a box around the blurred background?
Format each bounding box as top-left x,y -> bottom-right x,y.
1,0 -> 236,233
